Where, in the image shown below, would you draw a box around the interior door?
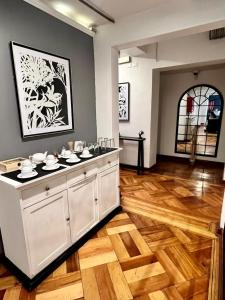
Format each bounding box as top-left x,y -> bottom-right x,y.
24,191 -> 71,276
68,175 -> 98,243
98,165 -> 120,219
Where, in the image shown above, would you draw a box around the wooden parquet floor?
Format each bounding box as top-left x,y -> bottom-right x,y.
0,165 -> 222,299
0,212 -> 216,299
120,168 -> 224,237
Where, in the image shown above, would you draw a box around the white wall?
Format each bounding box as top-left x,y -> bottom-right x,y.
94,0 -> 225,148
119,57 -> 153,167
118,33 -> 225,167
158,67 -> 225,162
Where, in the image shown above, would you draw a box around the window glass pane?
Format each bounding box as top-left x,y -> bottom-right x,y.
178,126 -> 186,135
187,89 -> 195,98
190,105 -> 199,116
177,134 -> 186,141
196,145 -> 205,155
206,134 -> 217,147
179,105 -> 187,115
176,143 -> 186,153
198,104 -> 208,117
196,135 -> 206,145
206,88 -> 217,97
194,87 -> 202,97
178,116 -> 188,125
205,146 -> 216,156
186,144 -> 191,153
176,85 -> 222,157
180,99 -> 187,107
199,96 -> 208,105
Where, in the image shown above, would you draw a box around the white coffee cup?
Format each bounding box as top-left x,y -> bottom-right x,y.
82,147 -> 90,157
69,153 -> 79,161
63,150 -> 72,157
46,155 -> 56,167
21,160 -> 33,175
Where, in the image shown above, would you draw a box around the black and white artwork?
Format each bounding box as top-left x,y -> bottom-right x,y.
118,82 -> 130,121
11,42 -> 74,138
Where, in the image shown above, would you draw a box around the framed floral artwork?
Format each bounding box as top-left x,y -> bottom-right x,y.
11,42 -> 74,139
118,82 -> 130,121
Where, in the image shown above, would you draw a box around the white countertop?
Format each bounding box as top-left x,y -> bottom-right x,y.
0,149 -> 121,190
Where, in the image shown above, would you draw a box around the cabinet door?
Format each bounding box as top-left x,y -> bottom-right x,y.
98,165 -> 120,220
24,191 -> 71,276
68,175 -> 98,243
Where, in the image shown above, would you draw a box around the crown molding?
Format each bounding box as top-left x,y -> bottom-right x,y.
23,0 -> 95,37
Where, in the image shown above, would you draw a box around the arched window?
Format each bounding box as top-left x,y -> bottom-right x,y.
175,84 -> 223,157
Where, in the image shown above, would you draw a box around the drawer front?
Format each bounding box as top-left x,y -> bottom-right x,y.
67,164 -> 98,187
98,153 -> 119,172
21,175 -> 67,205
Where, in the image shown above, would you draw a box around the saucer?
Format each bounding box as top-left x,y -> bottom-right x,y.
60,155 -> 71,159
43,159 -> 58,164
66,158 -> 81,164
17,171 -> 38,179
42,164 -> 60,171
80,154 -> 93,158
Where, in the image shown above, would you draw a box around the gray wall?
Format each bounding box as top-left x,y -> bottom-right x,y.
0,0 -> 97,161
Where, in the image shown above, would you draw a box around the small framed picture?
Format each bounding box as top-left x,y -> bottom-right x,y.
118,82 -> 130,121
11,42 -> 74,139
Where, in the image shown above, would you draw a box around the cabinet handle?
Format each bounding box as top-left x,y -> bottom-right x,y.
66,217 -> 70,222
84,171 -> 87,175
108,161 -> 111,164
45,186 -> 50,191
95,198 -> 98,202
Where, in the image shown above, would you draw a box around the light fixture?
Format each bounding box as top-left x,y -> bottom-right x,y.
88,25 -> 97,33
75,15 -> 93,28
52,1 -> 73,17
193,70 -> 199,80
51,1 -> 95,31
118,56 -> 131,65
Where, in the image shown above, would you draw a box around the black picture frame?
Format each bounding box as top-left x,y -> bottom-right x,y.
118,82 -> 130,121
10,42 -> 74,139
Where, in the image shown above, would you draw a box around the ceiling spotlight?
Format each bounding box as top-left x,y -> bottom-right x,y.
193,70 -> 199,80
88,25 -> 97,33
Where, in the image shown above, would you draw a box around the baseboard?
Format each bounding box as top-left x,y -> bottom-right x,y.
0,229 -> 4,263
120,163 -> 156,171
157,154 -> 224,168
210,228 -> 224,300
120,163 -> 138,170
218,228 -> 224,299
2,206 -> 122,291
223,229 -> 224,300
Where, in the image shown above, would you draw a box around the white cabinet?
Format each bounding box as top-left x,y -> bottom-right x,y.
68,175 -> 98,242
0,150 -> 120,281
23,191 -> 71,276
98,166 -> 120,219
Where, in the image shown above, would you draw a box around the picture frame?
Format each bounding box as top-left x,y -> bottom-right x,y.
118,82 -> 130,121
10,42 -> 74,139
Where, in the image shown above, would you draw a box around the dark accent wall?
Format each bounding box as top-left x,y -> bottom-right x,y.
0,0 -> 97,161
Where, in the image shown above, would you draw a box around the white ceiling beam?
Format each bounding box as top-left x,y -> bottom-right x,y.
120,46 -> 147,57
23,0 -> 95,37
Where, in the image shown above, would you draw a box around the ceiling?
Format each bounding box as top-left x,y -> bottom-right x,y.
37,0 -> 166,30
88,0 -> 163,19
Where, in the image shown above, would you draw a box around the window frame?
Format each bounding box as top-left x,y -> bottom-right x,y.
175,84 -> 224,158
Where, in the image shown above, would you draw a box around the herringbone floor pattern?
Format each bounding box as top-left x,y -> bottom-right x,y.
121,169 -> 224,237
0,167 -> 222,299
